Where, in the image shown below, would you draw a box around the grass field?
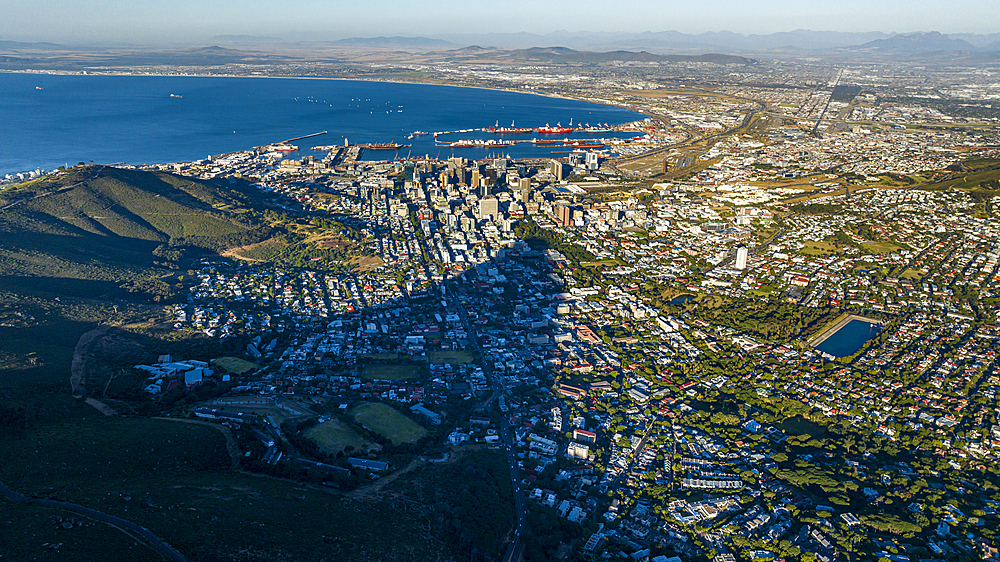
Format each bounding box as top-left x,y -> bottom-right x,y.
305,418 -> 377,455
356,352 -> 400,361
426,350 -> 476,364
212,356 -> 259,375
360,363 -> 423,381
800,241 -> 840,256
351,403 -> 427,444
900,268 -> 925,280
862,241 -> 904,254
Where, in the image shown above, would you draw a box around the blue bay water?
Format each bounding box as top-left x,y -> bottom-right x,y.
0,73 -> 642,174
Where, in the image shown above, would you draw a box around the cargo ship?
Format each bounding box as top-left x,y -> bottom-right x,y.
537,123 -> 573,134
487,121 -> 534,134
170,93 -> 183,99
363,142 -> 410,150
445,139 -> 515,148
531,138 -> 557,145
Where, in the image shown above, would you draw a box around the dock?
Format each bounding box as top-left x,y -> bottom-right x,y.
278,131 -> 328,144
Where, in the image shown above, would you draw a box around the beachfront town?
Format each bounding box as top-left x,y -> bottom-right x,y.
117,84 -> 1000,562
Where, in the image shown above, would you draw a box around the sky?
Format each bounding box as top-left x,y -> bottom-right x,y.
1,0 -> 996,44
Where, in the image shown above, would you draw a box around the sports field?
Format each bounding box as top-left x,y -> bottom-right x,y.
360,363 -> 422,381
351,403 -> 427,444
305,418 -> 376,454
426,350 -> 475,364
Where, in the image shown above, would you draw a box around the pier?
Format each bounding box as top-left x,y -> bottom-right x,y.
278,131 -> 328,144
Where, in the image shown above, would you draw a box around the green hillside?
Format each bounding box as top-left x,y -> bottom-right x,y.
0,165 -> 273,281
0,166 -> 278,399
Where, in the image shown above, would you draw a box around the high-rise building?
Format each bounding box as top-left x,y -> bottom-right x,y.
480,197 -> 499,221
734,245 -> 749,270
471,169 -> 480,190
550,160 -> 564,180
518,177 -> 531,203
556,204 -> 572,227
586,152 -> 600,171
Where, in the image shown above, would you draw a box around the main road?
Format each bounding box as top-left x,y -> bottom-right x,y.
449,281 -> 528,562
406,212 -> 527,562
0,480 -> 186,562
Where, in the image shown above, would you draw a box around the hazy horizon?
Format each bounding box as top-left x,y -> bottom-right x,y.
1,0 -> 996,46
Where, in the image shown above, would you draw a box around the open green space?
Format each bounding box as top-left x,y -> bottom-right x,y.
779,415 -> 829,439
899,267 -> 925,280
0,417 -> 468,561
212,356 -> 259,375
360,363 -> 423,381
356,352 -> 400,362
799,241 -> 840,256
426,349 -> 476,364
351,403 -> 427,444
693,297 -> 843,345
304,418 -> 376,455
862,241 -> 904,254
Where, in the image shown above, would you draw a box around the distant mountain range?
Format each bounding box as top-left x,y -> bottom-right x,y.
441,45 -> 753,64
209,35 -> 284,44
851,31 -> 978,54
3,31 -> 999,65
431,30 -> 1000,55
326,36 -> 454,48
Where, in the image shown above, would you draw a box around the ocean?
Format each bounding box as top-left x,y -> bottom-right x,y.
0,73 -> 642,174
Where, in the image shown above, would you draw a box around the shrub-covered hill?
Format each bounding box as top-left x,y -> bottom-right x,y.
0,165 -> 273,285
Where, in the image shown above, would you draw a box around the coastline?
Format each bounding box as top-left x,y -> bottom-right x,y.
0,68 -> 634,113
1,70 -> 649,174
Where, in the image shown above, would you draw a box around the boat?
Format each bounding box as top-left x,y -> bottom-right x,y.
485,140 -> 515,148
445,139 -> 515,148
35,86 -> 44,90
363,143 -> 410,150
487,120 -> 534,134
270,144 -> 298,152
531,138 -> 557,145
170,93 -> 183,99
537,123 -> 573,134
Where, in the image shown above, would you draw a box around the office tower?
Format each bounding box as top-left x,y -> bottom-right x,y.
480,197 -> 499,220
735,245 -> 749,270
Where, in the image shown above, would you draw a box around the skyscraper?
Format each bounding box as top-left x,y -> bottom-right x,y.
556,204 -> 572,227
735,245 -> 749,270
519,177 -> 531,203
550,160 -> 564,180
